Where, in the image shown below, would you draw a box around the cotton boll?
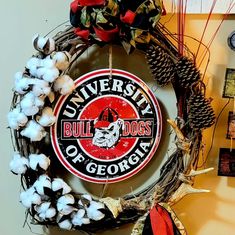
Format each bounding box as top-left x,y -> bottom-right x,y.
57,194 -> 75,215
14,72 -> 30,94
37,37 -> 48,50
36,107 -> 56,127
36,67 -> 47,79
86,201 -> 105,221
20,92 -> 44,116
9,152 -> 29,175
26,57 -> 41,70
52,51 -> 71,71
29,153 -> 50,171
72,209 -> 90,226
58,219 -> 72,230
42,67 -> 59,83
48,92 -> 55,103
53,75 -> 75,95
41,57 -> 55,68
26,57 -> 41,77
34,174 -> 51,195
35,202 -> 56,220
45,207 -> 57,219
33,34 -> 55,55
52,178 -> 72,195
20,187 -> 41,208
7,106 -> 28,129
20,120 -> 46,141
32,80 -> 51,96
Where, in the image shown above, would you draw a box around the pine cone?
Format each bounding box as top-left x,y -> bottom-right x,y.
146,45 -> 175,86
188,93 -> 216,130
176,57 -> 200,88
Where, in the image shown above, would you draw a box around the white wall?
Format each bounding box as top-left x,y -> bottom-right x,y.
1,1 -> 235,235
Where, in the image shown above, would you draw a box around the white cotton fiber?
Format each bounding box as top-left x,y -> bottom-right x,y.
29,153 -> 50,171
34,174 -> 51,195
52,178 -> 72,195
42,67 -> 59,82
45,207 -> 57,219
36,67 -> 47,79
37,107 -> 56,127
35,202 -> 56,220
58,219 -> 72,230
26,57 -> 41,70
20,92 -> 44,116
26,57 -> 41,77
41,57 -> 55,68
71,209 -> 90,226
14,72 -> 30,94
86,201 -> 105,221
7,106 -> 28,129
32,80 -> 51,96
53,75 -> 75,95
9,152 -> 29,174
20,187 -> 41,208
20,120 -> 46,141
37,37 -> 48,50
57,194 -> 75,215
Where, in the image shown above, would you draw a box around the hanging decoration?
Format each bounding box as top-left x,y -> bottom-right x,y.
8,0 -> 220,234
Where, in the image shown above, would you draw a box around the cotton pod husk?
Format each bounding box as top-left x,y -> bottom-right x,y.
100,197 -> 123,218
51,51 -> 71,71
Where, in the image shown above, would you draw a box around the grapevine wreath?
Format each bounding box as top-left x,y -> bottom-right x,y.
8,0 -> 216,234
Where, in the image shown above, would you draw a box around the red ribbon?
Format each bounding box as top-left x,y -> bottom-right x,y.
120,10 -> 136,25
70,0 -> 80,13
93,26 -> 119,42
74,28 -> 90,40
78,0 -> 105,6
149,205 -> 174,235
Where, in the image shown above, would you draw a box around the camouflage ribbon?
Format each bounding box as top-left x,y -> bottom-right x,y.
70,0 -> 163,52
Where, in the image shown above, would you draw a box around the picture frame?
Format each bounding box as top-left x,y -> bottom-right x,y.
218,148 -> 235,177
223,68 -> 235,98
227,111 -> 235,139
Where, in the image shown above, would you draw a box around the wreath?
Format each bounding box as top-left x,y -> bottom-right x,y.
8,0 -> 215,234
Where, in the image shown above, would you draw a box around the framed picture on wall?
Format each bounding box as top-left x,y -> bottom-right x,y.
218,148 -> 235,177
223,68 -> 235,98
227,111 -> 235,139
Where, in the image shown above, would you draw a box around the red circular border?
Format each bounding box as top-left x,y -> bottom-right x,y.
51,69 -> 162,183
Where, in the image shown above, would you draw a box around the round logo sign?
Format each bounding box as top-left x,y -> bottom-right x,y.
51,69 -> 162,183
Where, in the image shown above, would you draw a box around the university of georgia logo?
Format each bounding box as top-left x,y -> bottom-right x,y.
51,69 -> 162,183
